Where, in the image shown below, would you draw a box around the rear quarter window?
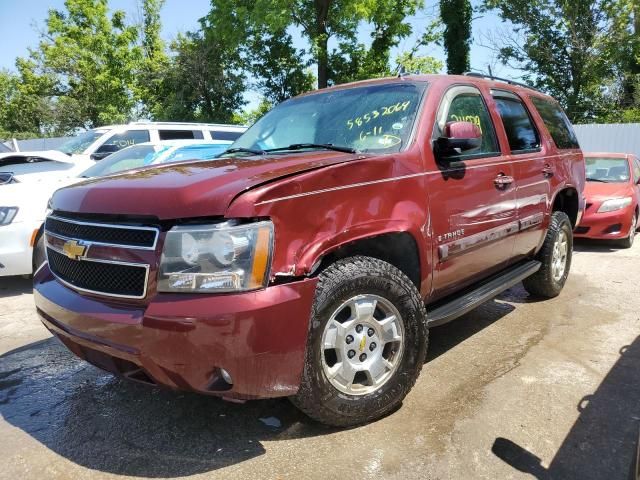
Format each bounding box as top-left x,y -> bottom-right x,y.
210,130 -> 242,141
530,97 -> 580,150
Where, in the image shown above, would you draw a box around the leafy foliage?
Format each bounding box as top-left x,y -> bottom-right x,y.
440,0 -> 472,74
482,0 -> 640,122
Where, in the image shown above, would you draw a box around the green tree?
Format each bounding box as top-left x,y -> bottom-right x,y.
440,0 -> 472,74
30,0 -> 144,130
484,0 -> 610,121
206,0 -> 424,90
136,0 -> 169,118
247,27 -> 315,104
154,31 -> 246,123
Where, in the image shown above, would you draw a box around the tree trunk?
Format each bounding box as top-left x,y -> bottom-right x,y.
315,0 -> 330,88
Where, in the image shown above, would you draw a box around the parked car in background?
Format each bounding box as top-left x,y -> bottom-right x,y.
35,74 -> 585,426
79,140 -> 232,178
575,152 -> 640,248
0,122 -> 246,183
0,140 -> 233,277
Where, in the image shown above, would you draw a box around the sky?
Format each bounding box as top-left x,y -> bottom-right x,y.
0,0 -> 520,109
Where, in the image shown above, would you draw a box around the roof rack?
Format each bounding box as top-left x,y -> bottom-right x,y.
463,72 -> 544,94
127,121 -> 245,129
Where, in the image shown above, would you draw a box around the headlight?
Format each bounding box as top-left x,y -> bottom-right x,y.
597,197 -> 632,213
0,207 -> 18,226
158,220 -> 274,293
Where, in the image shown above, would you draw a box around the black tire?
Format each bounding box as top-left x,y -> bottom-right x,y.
618,213 -> 636,249
291,256 -> 428,427
523,211 -> 573,298
32,231 -> 46,273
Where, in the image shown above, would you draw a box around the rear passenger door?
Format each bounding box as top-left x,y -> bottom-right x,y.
428,85 -> 517,296
491,90 -> 547,257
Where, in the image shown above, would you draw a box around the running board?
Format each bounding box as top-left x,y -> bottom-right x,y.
426,261 -> 541,328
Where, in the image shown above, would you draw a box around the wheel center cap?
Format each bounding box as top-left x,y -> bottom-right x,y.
358,335 -> 367,353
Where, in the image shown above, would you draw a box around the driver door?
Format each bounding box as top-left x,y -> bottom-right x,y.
427,85 -> 517,297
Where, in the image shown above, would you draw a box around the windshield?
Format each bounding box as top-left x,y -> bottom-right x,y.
586,157 -> 630,183
80,145 -> 160,177
57,129 -> 107,155
232,82 -> 426,154
157,143 -> 231,164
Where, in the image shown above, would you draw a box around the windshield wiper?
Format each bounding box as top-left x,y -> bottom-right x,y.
265,143 -> 358,154
586,177 -> 607,183
222,147 -> 267,156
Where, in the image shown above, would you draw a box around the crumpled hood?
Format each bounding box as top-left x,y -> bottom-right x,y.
50,151 -> 361,219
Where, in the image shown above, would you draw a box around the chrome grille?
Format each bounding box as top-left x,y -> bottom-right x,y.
45,215 -> 158,249
44,215 -> 158,299
47,248 -> 148,298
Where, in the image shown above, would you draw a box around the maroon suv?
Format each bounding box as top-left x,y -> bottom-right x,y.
34,74 -> 585,426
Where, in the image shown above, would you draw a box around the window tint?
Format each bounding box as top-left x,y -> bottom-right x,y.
446,93 -> 499,156
493,96 -> 540,153
159,130 -> 195,140
98,130 -> 150,153
210,130 -> 243,141
530,97 -> 580,149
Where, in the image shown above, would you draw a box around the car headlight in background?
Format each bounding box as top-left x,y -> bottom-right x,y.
0,207 -> 18,226
597,197 -> 632,213
158,220 -> 274,293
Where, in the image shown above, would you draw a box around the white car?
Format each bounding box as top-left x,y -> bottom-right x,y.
0,139 -> 235,277
0,122 -> 246,183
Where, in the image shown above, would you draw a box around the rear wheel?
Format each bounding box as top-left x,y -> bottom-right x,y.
618,213 -> 636,249
523,211 -> 573,298
291,256 -> 428,427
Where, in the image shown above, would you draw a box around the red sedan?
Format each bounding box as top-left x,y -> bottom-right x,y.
575,152 -> 640,247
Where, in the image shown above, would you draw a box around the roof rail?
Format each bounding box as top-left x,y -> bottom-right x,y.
463,72 -> 544,94
127,121 -> 245,129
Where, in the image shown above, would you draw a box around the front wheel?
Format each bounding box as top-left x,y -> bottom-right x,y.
291,256 -> 428,427
618,213 -> 636,249
523,211 -> 573,298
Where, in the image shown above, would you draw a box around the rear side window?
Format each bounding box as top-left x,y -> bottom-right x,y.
210,130 -> 242,141
493,93 -> 540,153
530,97 -> 580,149
98,130 -> 150,153
159,130 -> 197,140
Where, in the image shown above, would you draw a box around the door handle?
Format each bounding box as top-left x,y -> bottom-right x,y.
542,165 -> 554,178
494,174 -> 514,189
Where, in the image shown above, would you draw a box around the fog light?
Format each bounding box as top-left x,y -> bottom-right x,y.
220,368 -> 233,385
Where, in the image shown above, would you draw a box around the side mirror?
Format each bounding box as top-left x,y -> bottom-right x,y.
91,144 -> 120,161
435,121 -> 482,158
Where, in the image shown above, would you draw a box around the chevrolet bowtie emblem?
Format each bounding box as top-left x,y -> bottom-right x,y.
62,240 -> 87,260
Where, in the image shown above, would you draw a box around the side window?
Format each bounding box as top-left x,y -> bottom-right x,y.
98,130 -> 150,153
210,130 -> 243,141
633,158 -> 640,184
530,97 -> 580,149
440,87 -> 499,158
492,91 -> 540,153
159,130 -> 195,140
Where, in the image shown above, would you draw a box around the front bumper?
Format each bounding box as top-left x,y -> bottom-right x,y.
574,207 -> 635,240
34,264 -> 318,400
0,221 -> 40,276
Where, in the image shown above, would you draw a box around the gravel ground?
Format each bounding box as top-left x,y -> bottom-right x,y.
1,238 -> 639,480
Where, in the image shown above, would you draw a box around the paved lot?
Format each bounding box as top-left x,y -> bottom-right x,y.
1,239 -> 639,480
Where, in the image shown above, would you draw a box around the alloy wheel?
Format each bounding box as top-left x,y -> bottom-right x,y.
321,294 -> 404,396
